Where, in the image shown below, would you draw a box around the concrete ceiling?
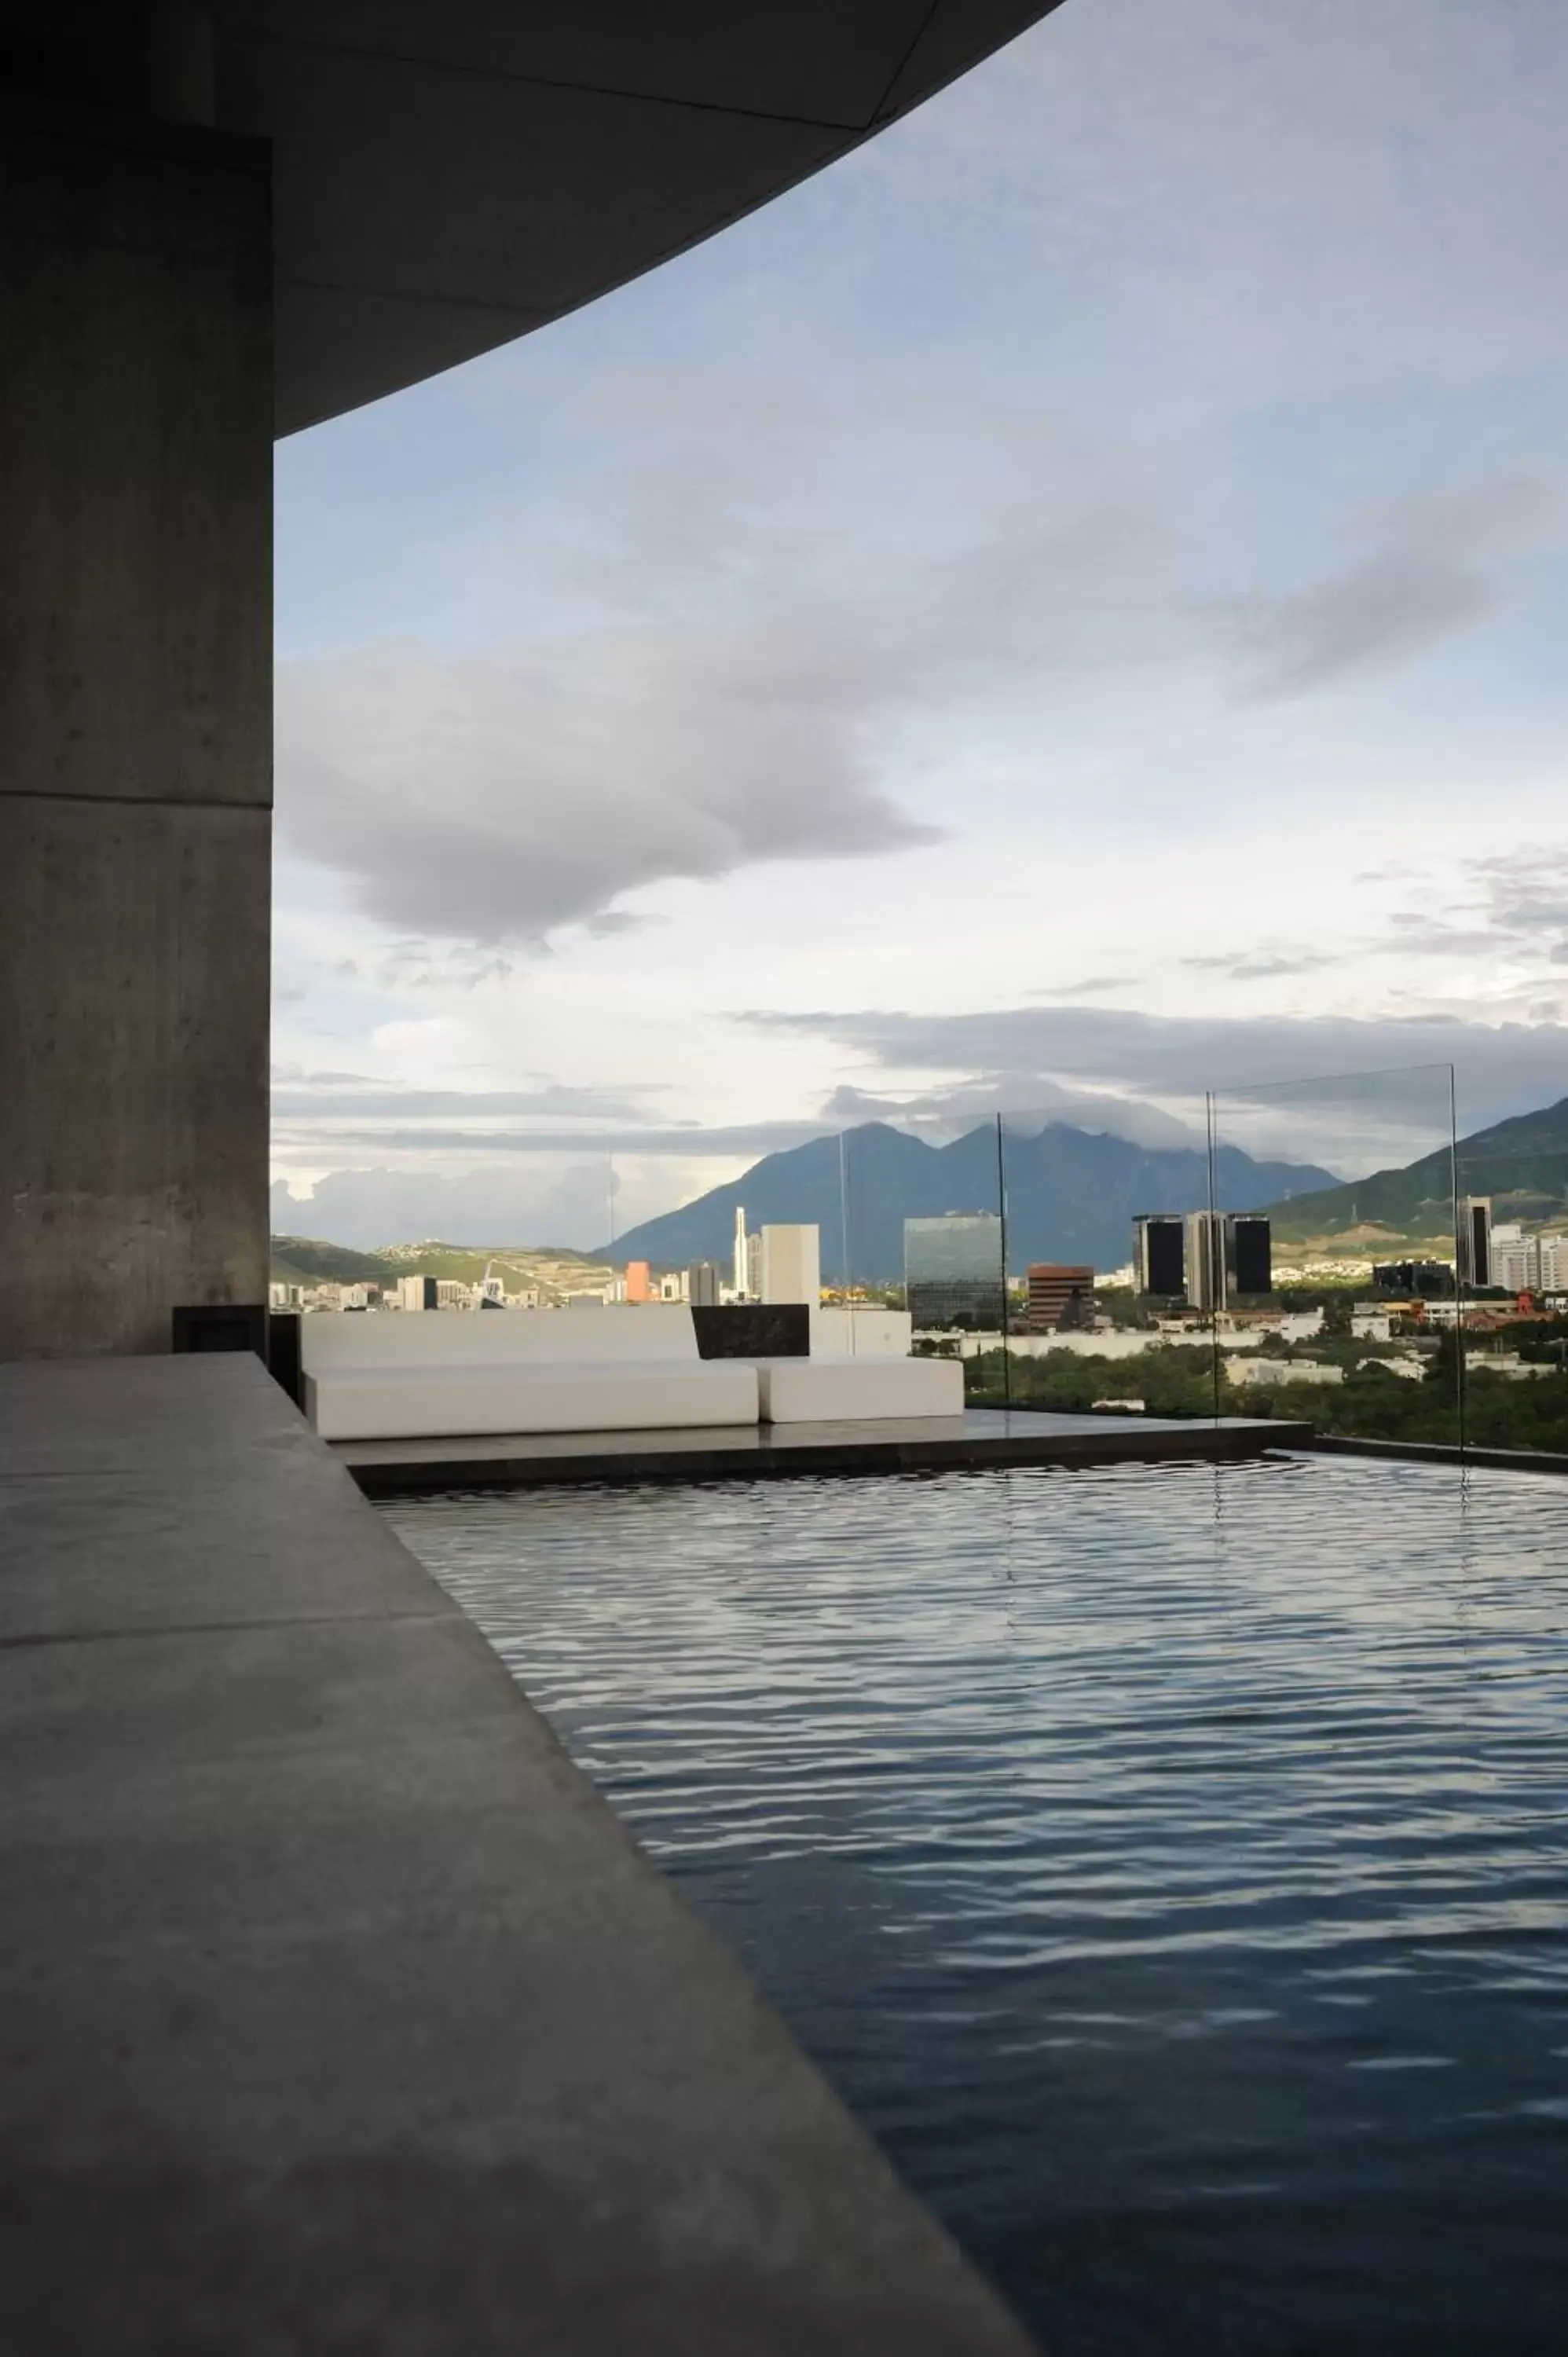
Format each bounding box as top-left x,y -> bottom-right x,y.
11,2 -> 1041,433
220,1 -> 1067,433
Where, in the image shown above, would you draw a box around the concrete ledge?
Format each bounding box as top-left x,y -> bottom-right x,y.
0,1354 -> 1038,2355
339,1407 -> 1312,1497
1295,1431 -> 1568,1477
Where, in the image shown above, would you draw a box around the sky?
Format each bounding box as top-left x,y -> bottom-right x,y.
271,0 -> 1568,1249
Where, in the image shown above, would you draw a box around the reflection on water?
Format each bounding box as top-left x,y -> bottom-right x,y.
387,1457 -> 1568,2355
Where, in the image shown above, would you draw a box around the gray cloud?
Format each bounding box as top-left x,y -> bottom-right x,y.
822,1075 -> 1196,1148
273,372 -> 1209,948
1181,949 -> 1341,981
271,1167 -> 616,1252
1032,973 -> 1145,998
277,453 -> 1559,948
270,1081 -> 655,1122
743,1002 -> 1568,1141
271,1118 -> 837,1162
277,625 -> 940,944
1222,475 -> 1562,700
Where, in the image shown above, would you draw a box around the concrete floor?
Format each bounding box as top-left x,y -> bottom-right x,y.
339,1402 -> 1311,1496
0,1353 -> 1038,2355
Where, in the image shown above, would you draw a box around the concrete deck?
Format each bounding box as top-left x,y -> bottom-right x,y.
0,1353 -> 1039,2356
339,1404 -> 1312,1497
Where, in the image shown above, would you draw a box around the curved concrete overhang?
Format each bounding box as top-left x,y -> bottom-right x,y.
5,2 -> 1064,432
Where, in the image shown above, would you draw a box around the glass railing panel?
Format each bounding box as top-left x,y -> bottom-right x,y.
984,1097 -> 1216,1420
1453,1108 -> 1568,1459
1207,1065 -> 1460,1448
886,1116 -> 1003,1391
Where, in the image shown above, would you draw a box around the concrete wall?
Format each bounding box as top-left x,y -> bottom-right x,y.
0,104 -> 272,1356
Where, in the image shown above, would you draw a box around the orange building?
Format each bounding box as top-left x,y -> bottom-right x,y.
625,1261 -> 651,1303
1025,1264 -> 1095,1332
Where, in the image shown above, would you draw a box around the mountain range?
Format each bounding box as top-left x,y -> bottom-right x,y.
1262,1095 -> 1568,1244
605,1120 -> 1337,1281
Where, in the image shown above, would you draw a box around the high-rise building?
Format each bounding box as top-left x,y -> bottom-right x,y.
1183,1212 -> 1272,1310
687,1262 -> 723,1307
396,1274 -> 439,1312
625,1260 -> 651,1304
1230,1216 -> 1272,1298
732,1206 -> 749,1299
1025,1264 -> 1095,1332
1491,1229 -> 1568,1293
903,1215 -> 1005,1329
1184,1211 -> 1225,1314
759,1226 -> 821,1306
1132,1214 -> 1185,1296
1457,1197 -> 1493,1289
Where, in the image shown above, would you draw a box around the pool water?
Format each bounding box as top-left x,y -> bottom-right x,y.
387,1456 -> 1568,2355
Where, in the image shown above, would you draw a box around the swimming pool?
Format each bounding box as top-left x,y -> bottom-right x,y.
387,1455 -> 1568,2355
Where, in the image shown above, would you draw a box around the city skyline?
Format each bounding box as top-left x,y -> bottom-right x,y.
273,0 -> 1568,1248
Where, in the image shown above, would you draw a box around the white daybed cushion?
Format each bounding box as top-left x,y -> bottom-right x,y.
307,1358 -> 757,1442
755,1356 -> 965,1424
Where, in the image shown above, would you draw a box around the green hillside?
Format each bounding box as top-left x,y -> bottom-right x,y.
270,1235 -> 398,1285
1262,1096 -> 1568,1246
373,1241 -> 614,1293
269,1235 -> 614,1297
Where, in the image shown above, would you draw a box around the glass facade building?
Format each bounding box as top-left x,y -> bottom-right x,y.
904,1215 -> 1006,1329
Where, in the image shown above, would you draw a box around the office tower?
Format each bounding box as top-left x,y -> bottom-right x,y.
1456,1197 -> 1493,1289
1025,1264 -> 1096,1332
1372,1259 -> 1454,1299
1229,1216 -> 1272,1298
1132,1214 -> 1185,1296
625,1260 -> 651,1304
903,1214 -> 1006,1329
731,1205 -> 750,1299
1182,1212 -> 1272,1310
759,1226 -> 821,1307
396,1274 -> 439,1312
1184,1211 -> 1224,1314
687,1262 -> 722,1307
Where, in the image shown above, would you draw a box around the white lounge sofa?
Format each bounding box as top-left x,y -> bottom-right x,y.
755,1354 -> 965,1423
301,1305 -> 757,1442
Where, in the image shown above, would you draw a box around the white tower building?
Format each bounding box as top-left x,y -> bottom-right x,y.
733,1205 -> 749,1299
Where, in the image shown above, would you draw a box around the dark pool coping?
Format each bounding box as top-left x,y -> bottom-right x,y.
0,1354 -> 1039,2356
338,1406 -> 1314,1497
1295,1432 -> 1568,1477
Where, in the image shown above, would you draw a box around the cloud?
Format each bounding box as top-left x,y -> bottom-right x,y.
1221,475 -> 1563,700
273,382 -> 1200,947
744,1001 -> 1568,1142
272,1118 -> 838,1165
1032,974 -> 1145,998
269,1080 -> 655,1123
821,1074 -> 1197,1148
1181,949 -> 1342,981
276,625 -> 943,944
271,1167 -> 616,1252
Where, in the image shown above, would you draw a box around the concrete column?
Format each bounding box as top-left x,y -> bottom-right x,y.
0,102 -> 271,1357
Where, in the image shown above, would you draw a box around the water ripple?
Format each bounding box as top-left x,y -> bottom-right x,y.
388,1454 -> 1568,2355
